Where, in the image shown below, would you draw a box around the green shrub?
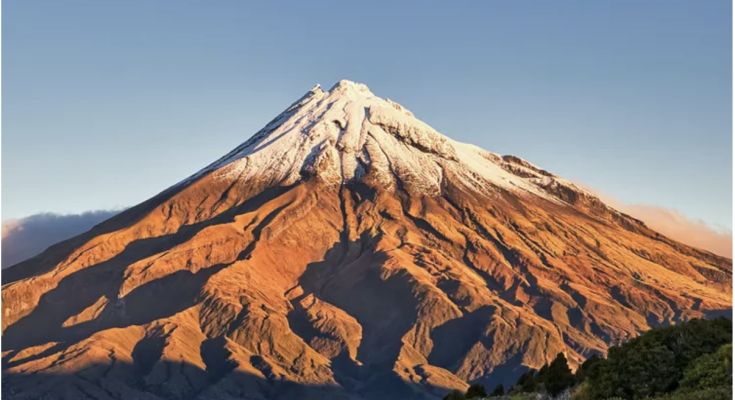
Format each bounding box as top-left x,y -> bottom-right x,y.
570,381 -> 591,400
654,386 -> 732,400
575,354 -> 602,383
679,343 -> 732,391
508,394 -> 542,400
583,317 -> 731,399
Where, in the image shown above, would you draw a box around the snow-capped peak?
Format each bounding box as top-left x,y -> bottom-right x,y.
328,79 -> 373,94
177,80 -> 585,205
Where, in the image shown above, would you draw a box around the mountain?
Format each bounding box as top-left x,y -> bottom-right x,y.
2,80 -> 731,400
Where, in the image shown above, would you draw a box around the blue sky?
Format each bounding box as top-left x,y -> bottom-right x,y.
3,1 -> 732,231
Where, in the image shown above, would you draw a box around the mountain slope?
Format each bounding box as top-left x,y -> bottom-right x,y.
2,80 -> 731,400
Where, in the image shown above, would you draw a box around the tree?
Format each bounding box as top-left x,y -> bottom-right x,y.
582,318 -> 732,400
679,344 -> 732,391
539,352 -> 576,396
575,354 -> 602,383
491,384 -> 504,396
443,390 -> 465,400
466,383 -> 487,398
515,369 -> 537,392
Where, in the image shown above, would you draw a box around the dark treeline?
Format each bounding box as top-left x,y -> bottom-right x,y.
444,317 -> 732,400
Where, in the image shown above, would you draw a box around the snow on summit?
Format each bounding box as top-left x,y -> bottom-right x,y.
179,80 -> 595,207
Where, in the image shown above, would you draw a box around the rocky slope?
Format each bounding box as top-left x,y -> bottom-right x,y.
2,80 -> 731,400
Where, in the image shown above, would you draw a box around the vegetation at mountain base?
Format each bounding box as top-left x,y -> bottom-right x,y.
580,317 -> 731,400
679,343 -> 732,391
466,384 -> 488,398
443,390 -> 466,400
447,318 -> 731,400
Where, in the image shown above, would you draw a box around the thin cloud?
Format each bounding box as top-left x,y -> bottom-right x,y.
614,203 -> 731,258
579,185 -> 732,258
1,210 -> 121,269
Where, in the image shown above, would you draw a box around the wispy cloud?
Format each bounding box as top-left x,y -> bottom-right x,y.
580,185 -> 732,258
1,210 -> 121,268
614,203 -> 731,258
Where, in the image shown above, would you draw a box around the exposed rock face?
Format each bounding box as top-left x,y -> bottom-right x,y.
2,80 -> 731,400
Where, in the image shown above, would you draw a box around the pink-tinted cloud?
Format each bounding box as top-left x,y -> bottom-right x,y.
618,203 -> 731,258
581,185 -> 732,258
1,219 -> 21,240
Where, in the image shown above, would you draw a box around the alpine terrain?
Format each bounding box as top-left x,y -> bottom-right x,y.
2,80 -> 731,400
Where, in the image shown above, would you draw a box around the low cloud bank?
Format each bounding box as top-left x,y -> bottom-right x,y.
579,185 -> 733,258
614,202 -> 732,258
2,210 -> 121,268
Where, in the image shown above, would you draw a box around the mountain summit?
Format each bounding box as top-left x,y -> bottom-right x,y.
2,81 -> 731,400
176,79 -> 567,200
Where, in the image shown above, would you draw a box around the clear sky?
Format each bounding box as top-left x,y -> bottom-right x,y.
3,1 -> 732,231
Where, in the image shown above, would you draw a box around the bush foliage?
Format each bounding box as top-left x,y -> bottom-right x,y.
507,317 -> 732,400
582,317 -> 731,399
443,318 -> 731,400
